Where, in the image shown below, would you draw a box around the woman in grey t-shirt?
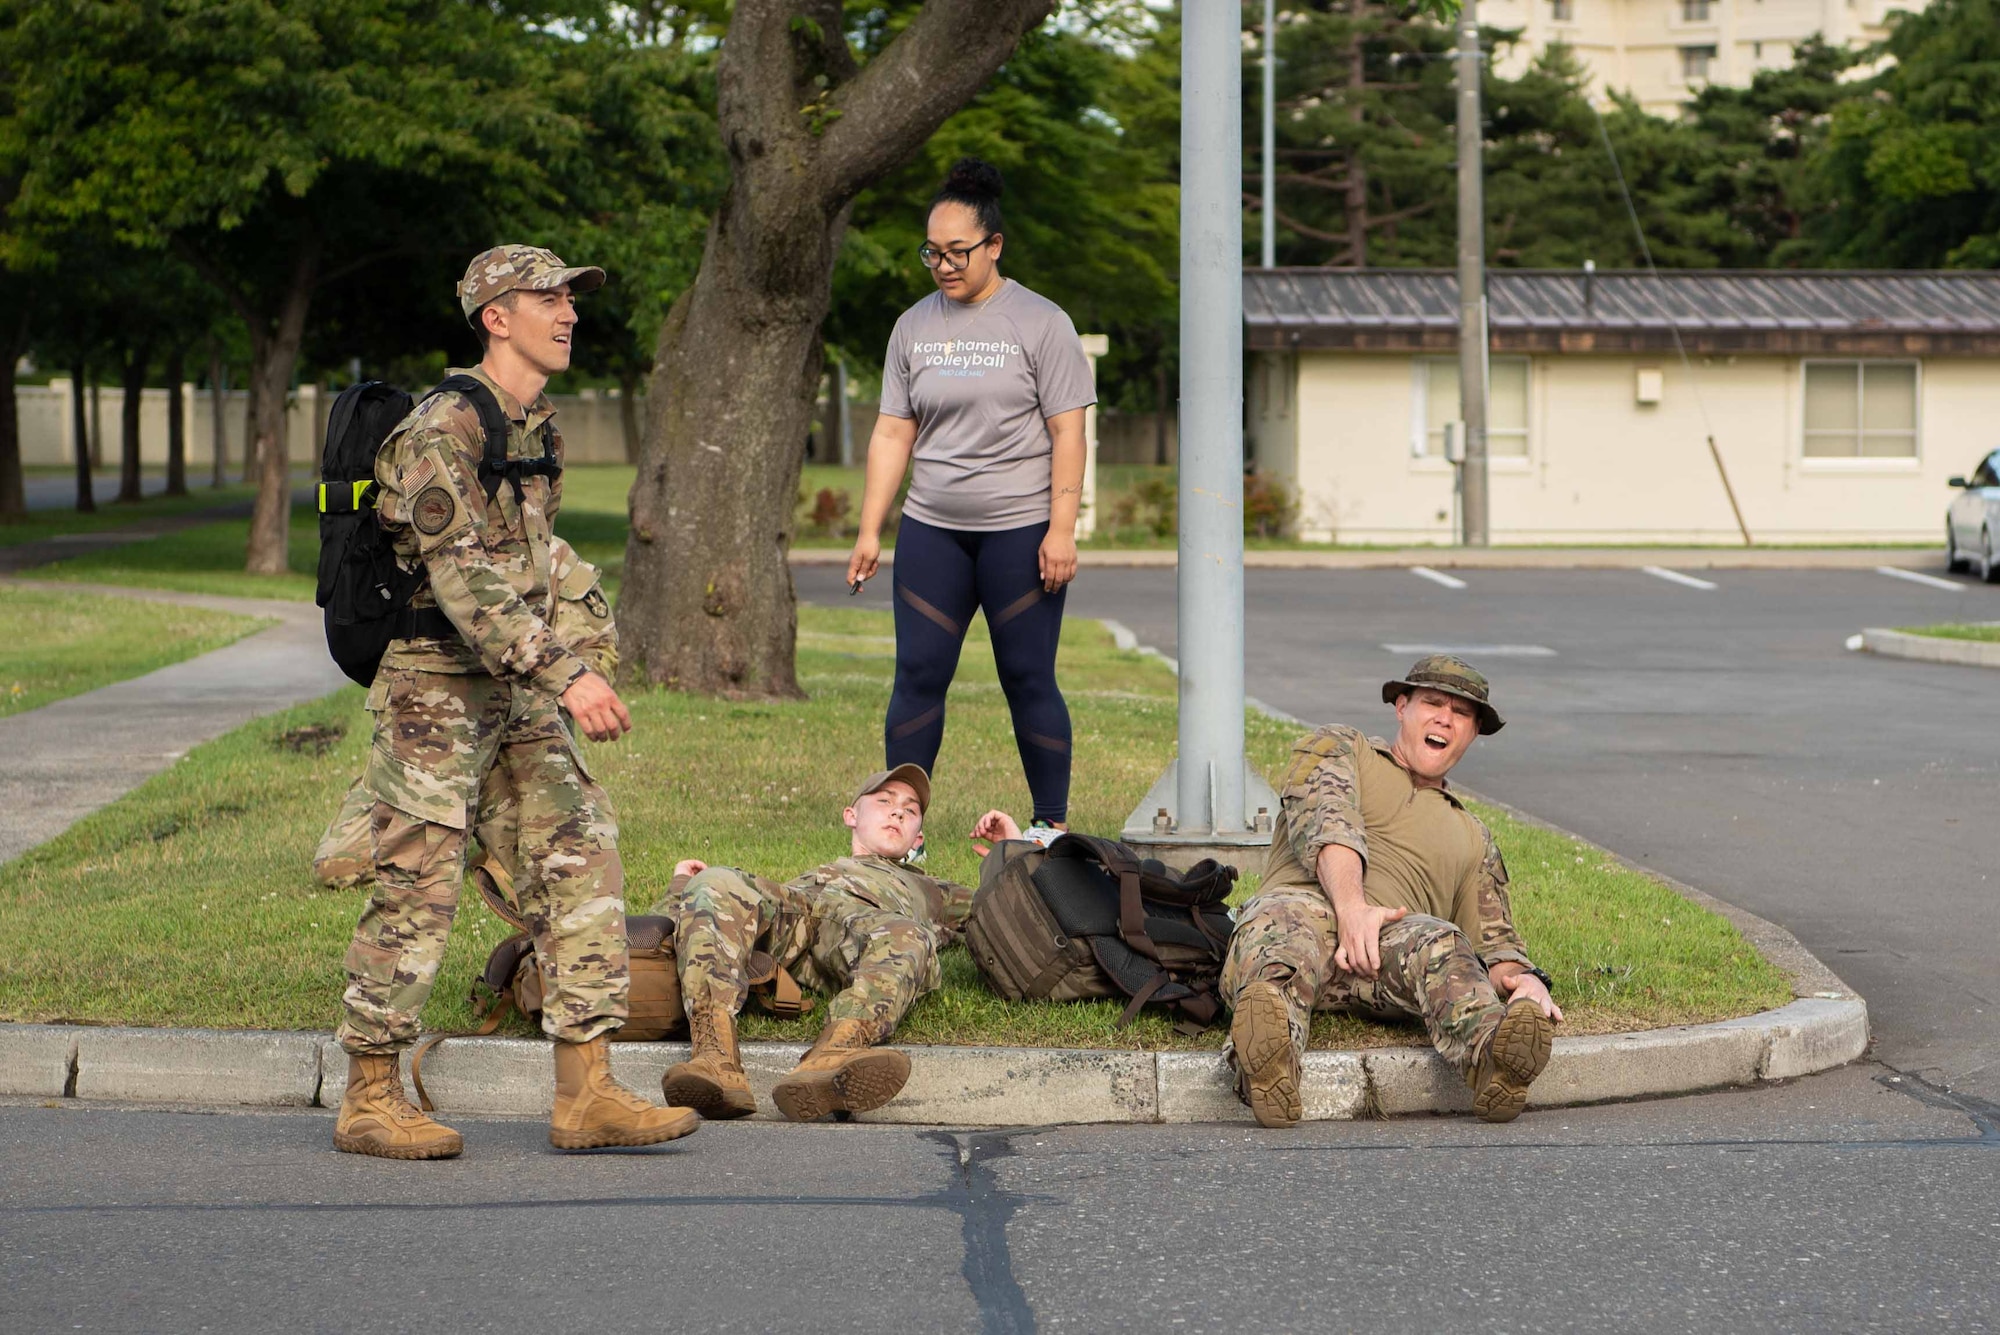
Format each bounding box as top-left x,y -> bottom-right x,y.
846,159 -> 1096,829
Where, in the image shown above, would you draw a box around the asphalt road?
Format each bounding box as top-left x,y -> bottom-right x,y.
2,1064 -> 1992,1335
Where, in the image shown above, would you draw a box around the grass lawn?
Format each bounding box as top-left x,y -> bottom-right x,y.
0,585 -> 270,718
0,600 -> 1790,1049
0,484 -> 259,548
1900,622 -> 2000,642
20,506 -> 321,601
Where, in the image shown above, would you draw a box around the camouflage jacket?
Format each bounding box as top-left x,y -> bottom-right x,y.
374,366 -> 587,696
788,855 -> 977,942
548,537 -> 616,679
1262,724 -> 1535,971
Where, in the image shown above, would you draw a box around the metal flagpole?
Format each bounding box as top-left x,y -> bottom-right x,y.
1123,0 -> 1276,861
1455,0 -> 1490,547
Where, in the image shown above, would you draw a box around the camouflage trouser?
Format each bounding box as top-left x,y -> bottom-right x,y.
335,668 -> 628,1055
1219,888 -> 1505,1074
650,867 -> 941,1043
314,761 -> 528,893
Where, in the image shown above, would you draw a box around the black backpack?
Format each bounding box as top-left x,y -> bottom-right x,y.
314,374 -> 561,686
963,833 -> 1238,1033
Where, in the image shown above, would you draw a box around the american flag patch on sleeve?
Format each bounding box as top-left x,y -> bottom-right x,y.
401,455 -> 438,495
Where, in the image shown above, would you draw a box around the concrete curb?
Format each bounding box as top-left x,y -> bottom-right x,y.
791,546 -> 1945,572
0,988 -> 1865,1126
1858,625 -> 2000,669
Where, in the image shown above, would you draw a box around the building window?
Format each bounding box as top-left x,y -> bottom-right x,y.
1681,45 -> 1717,81
1418,358 -> 1530,459
1550,0 -> 1575,20
1681,0 -> 1711,19
1802,361 -> 1919,458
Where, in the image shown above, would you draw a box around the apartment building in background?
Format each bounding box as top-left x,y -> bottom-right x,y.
1481,0 -> 1927,115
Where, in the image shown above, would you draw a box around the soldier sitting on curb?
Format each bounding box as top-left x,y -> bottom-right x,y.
1222,655 -> 1564,1127
657,766 -> 1031,1122
312,536 -> 615,893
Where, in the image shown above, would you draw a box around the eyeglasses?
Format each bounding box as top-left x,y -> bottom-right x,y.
917,235 -> 996,270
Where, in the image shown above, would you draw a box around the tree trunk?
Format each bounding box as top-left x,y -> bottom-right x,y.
165,346 -> 188,497
241,376 -> 258,486
89,381 -> 103,469
71,361 -> 95,514
0,300 -> 26,520
117,343 -> 150,504
1345,13 -> 1368,268
1155,358 -> 1171,466
618,0 -> 1056,697
618,369 -> 642,466
208,347 -> 228,487
243,240 -> 321,574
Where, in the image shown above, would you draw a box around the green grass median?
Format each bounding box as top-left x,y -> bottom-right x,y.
0,484 -> 259,548
0,585 -> 270,718
0,602 -> 1789,1049
1899,622 -> 2000,642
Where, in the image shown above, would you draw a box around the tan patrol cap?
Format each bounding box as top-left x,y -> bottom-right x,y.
851,764 -> 931,814
459,244 -> 606,321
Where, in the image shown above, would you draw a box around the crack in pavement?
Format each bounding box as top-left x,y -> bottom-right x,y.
922,1127 -> 1045,1335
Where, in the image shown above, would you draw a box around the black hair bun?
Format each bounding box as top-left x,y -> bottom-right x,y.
941,157 -> 1003,201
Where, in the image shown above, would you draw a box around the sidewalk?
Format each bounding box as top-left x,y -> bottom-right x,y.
0,579 -> 350,864
789,546 -> 1945,571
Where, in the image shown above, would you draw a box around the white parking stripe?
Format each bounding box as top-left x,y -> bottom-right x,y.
1642,565 -> 1719,590
1383,642 -> 1556,657
1876,565 -> 1965,593
1409,566 -> 1468,590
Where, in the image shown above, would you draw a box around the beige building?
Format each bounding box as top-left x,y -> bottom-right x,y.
1246,268 -> 2000,545
1481,0 -> 1924,115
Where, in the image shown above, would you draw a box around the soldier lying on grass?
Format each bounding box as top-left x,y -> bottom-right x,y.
1223,655 -> 1563,1127
658,767 -> 1031,1122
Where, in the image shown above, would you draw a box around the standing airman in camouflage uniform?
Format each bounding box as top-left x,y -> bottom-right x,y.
1222,656 -> 1564,1127
332,245 -> 699,1160
654,765 -> 976,1122
313,536 -> 617,893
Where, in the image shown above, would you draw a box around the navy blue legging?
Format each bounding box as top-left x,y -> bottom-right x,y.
886,515 -> 1071,823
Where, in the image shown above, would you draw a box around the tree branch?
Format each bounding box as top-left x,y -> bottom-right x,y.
172,237 -> 259,331
816,0 -> 1057,205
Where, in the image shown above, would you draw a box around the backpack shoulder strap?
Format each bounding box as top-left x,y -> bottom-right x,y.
431,374 -> 516,504
1050,834 -> 1161,964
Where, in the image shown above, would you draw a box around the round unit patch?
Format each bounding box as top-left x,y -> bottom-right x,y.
411,486 -> 456,536
584,589 -> 610,619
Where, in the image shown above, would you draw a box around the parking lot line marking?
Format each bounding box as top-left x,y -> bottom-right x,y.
1409,566 -> 1468,590
1642,565 -> 1718,590
1876,565 -> 1965,593
1382,643 -> 1557,657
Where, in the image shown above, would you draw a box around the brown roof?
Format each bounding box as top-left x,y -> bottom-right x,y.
1244,269 -> 2000,356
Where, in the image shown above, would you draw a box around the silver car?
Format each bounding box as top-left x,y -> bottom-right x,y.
1946,449 -> 2000,582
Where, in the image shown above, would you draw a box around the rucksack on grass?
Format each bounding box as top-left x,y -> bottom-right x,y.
408,855 -> 805,1113
314,374 -> 561,687
963,833 -> 1238,1033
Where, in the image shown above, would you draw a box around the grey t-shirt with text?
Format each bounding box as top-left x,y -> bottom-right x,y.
878,280 -> 1096,532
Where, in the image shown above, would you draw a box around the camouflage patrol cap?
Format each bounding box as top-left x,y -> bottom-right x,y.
851,764 -> 931,814
459,244 -> 606,321
1382,654 -> 1505,735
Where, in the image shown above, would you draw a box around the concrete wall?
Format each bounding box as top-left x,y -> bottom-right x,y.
1272,349 -> 1993,545
12,382 -> 640,470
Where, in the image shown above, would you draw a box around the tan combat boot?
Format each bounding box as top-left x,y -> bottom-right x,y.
1229,980 -> 1303,1129
333,1053 -> 463,1160
661,1004 -> 757,1120
769,1019 -> 911,1122
1467,996 -> 1555,1123
550,1035 -> 702,1150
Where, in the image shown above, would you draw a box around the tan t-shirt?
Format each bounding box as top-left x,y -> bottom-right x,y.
1261,725 -> 1533,969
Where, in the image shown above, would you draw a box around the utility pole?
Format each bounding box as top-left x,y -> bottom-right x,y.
1262,0 -> 1277,269
1123,0 -> 1277,863
1455,0 -> 1490,547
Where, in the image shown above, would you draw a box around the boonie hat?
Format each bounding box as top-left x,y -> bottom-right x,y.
459,244 -> 606,321
851,764 -> 931,814
1381,654 -> 1505,735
